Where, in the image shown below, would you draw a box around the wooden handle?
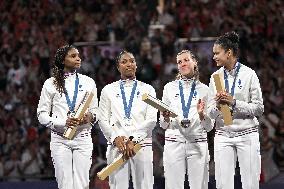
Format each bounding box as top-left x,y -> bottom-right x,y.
97,143 -> 142,180
213,74 -> 233,126
142,93 -> 178,118
63,92 -> 94,140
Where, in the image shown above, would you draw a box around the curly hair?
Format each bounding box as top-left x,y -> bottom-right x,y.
52,45 -> 76,94
214,31 -> 239,57
175,50 -> 200,80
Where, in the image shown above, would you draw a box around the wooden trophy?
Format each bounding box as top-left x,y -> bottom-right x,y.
213,74 -> 233,125
97,143 -> 142,180
63,92 -> 94,140
142,93 -> 178,118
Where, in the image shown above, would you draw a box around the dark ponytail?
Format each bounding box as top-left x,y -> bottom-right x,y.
215,31 -> 239,56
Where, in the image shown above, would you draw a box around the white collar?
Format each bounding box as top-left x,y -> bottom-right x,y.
120,78 -> 136,83
64,71 -> 77,78
120,78 -> 137,86
224,62 -> 240,75
180,76 -> 195,82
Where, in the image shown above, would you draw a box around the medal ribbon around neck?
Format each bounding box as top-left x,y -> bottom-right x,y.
64,74 -> 79,113
120,80 -> 137,119
179,80 -> 196,119
224,62 -> 241,96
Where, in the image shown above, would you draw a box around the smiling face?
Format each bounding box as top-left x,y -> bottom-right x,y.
117,52 -> 137,79
176,51 -> 197,78
212,44 -> 232,67
63,48 -> 81,72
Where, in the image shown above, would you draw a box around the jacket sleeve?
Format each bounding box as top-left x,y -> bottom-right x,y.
88,81 -> 99,124
233,71 -> 264,118
131,86 -> 158,142
207,75 -> 222,120
159,84 -> 171,129
159,84 -> 182,130
97,87 -> 123,143
199,94 -> 214,132
37,80 -> 66,129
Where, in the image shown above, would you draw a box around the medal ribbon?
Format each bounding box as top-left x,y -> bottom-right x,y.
224,62 -> 241,96
120,80 -> 137,119
64,74 -> 79,113
179,80 -> 196,119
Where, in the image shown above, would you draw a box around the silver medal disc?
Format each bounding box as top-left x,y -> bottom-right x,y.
181,119 -> 191,128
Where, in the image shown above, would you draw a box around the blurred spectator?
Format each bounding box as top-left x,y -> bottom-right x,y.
260,125 -> 279,181
274,110 -> 284,168
20,141 -> 43,180
4,149 -> 22,181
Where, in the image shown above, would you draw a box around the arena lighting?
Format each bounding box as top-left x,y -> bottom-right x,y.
73,41 -> 123,47
73,37 -> 218,47
178,37 -> 218,43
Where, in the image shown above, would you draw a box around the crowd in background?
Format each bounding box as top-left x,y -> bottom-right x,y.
0,0 -> 283,187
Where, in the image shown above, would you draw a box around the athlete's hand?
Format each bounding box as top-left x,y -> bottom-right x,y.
114,136 -> 127,153
214,92 -> 224,104
197,99 -> 205,120
162,111 -> 171,123
79,112 -> 94,125
217,92 -> 234,106
124,140 -> 135,158
66,117 -> 80,129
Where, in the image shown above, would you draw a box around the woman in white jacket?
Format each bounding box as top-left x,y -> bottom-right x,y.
161,50 -> 213,189
208,31 -> 264,189
98,50 -> 157,189
37,45 -> 98,189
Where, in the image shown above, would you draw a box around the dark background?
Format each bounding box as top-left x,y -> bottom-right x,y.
0,0 -> 283,188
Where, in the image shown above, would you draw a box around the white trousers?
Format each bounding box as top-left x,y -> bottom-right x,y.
214,132 -> 261,189
50,133 -> 93,189
164,140 -> 209,189
107,144 -> 154,189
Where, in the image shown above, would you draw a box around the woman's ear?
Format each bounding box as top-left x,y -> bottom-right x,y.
227,49 -> 232,59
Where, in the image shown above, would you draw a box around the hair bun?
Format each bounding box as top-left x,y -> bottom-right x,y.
225,31 -> 239,44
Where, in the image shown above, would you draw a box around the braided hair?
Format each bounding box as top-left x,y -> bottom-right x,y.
175,50 -> 200,80
214,31 -> 239,57
52,45 -> 76,94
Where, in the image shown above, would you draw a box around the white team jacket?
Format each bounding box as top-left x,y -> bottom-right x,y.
37,73 -> 98,134
208,63 -> 264,131
98,79 -> 157,144
160,79 -> 213,142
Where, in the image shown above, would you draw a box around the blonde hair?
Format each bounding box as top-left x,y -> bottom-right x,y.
175,50 -> 199,80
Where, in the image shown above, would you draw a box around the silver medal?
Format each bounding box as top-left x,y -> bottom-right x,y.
181,118 -> 191,128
